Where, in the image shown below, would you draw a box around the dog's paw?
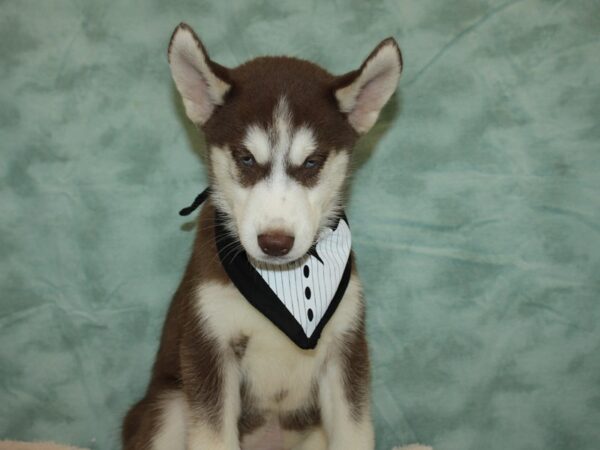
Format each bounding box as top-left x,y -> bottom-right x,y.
392,445 -> 433,450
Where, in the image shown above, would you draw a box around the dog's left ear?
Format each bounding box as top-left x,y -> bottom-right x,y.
168,23 -> 232,125
334,38 -> 403,134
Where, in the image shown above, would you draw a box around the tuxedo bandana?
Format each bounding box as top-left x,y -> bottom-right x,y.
180,189 -> 352,349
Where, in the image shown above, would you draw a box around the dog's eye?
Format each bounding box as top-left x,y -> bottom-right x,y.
239,154 -> 256,167
303,158 -> 319,169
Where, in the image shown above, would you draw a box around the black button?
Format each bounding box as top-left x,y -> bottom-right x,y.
305,287 -> 311,299
303,265 -> 310,277
307,308 -> 314,321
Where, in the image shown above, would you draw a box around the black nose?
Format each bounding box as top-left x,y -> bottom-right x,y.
257,232 -> 295,257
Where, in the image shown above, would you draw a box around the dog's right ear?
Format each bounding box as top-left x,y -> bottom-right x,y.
168,23 -> 231,125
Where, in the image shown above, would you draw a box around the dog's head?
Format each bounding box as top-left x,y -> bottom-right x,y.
168,23 -> 402,264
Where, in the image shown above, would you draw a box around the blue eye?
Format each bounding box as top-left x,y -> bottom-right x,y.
240,154 -> 255,167
303,158 -> 319,169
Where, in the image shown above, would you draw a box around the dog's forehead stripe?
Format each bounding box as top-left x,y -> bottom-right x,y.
263,97 -> 289,185
273,97 -> 292,155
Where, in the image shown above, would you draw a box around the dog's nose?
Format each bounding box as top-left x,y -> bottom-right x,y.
257,232 -> 295,257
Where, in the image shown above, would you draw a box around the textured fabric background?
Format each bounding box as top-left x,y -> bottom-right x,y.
1,0 -> 599,449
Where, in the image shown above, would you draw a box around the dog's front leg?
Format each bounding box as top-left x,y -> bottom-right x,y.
319,337 -> 375,450
181,329 -> 242,450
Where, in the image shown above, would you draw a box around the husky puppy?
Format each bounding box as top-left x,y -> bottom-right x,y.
123,23 -> 405,450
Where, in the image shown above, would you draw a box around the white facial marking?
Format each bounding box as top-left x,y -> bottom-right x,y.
243,125 -> 271,165
289,126 -> 317,166
210,144 -> 250,234
309,150 -> 349,231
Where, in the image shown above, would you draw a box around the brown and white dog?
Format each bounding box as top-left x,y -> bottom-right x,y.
122,23 -> 423,450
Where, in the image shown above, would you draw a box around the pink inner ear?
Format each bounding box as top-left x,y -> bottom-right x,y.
174,56 -> 214,123
340,42 -> 401,133
347,70 -> 395,132
351,73 -> 389,116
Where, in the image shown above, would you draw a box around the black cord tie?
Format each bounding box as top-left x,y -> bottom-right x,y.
179,187 -> 211,216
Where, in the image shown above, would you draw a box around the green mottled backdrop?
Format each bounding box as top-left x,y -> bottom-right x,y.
1,0 -> 599,449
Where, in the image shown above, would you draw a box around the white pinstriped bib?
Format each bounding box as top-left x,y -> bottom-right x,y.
250,219 -> 352,339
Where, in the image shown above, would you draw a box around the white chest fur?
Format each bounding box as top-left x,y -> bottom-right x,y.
196,274 -> 363,413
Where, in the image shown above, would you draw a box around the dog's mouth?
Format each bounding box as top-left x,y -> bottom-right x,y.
245,240 -> 316,266
248,252 -> 303,267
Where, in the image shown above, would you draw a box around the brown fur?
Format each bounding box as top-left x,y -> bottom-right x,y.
230,334 -> 250,360
203,56 -> 358,151
340,298 -> 370,421
273,389 -> 289,403
279,383 -> 321,431
238,379 -> 267,437
286,149 -> 331,187
231,146 -> 272,186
